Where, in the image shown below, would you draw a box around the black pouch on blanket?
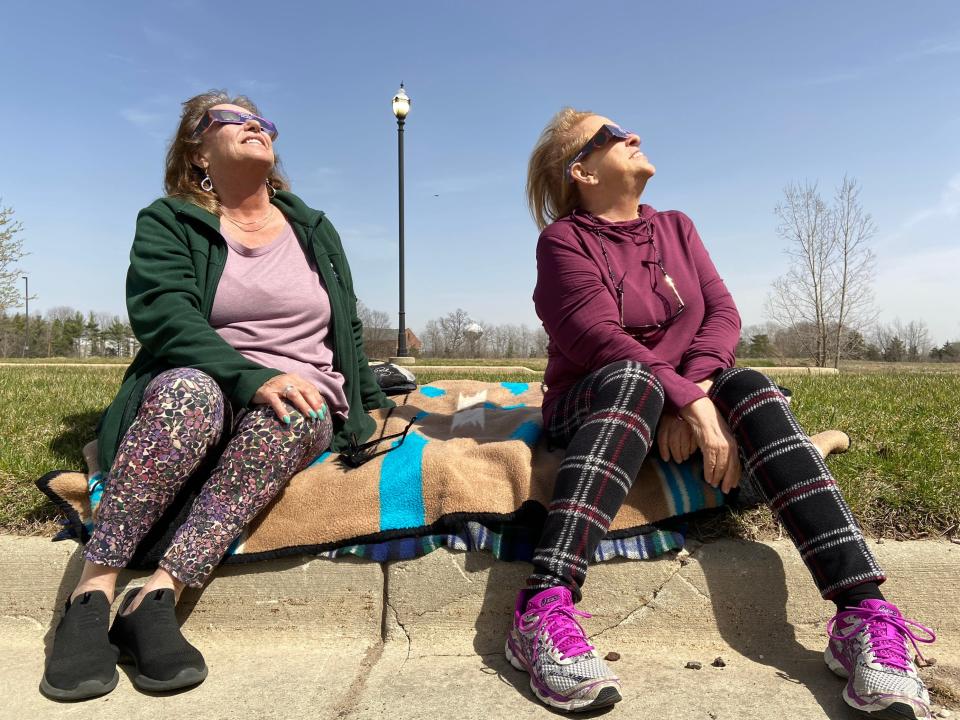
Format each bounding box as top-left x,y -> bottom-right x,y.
370,361 -> 417,395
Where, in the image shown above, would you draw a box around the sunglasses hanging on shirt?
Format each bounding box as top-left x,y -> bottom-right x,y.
594,228 -> 685,338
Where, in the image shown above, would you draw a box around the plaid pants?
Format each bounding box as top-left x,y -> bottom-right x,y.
708,367 -> 884,598
530,360 -> 663,601
530,363 -> 885,602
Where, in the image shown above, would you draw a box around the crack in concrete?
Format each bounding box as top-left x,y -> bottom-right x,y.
334,563 -> 399,720
333,641 -> 384,720
412,652 -> 504,659
382,563 -> 412,669
675,571 -> 712,603
589,546 -> 701,641
385,595 -> 412,667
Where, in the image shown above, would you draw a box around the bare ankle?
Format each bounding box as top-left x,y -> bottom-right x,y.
123,571 -> 184,615
70,581 -> 115,605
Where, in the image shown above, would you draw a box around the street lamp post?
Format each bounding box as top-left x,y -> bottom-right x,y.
22,276 -> 29,358
391,83 -> 413,363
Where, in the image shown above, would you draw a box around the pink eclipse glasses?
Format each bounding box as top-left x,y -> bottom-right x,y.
191,108 -> 278,141
566,124 -> 635,181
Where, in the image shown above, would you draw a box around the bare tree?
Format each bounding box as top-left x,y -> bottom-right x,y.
0,203 -> 27,313
532,326 -> 549,357
875,318 -> 931,362
896,319 -> 931,360
766,179 -> 877,367
421,319 -> 443,356
356,300 -> 393,359
829,177 -> 878,367
356,300 -> 390,333
437,308 -> 471,357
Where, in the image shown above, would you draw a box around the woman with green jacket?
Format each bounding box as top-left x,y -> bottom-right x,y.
40,90 -> 392,701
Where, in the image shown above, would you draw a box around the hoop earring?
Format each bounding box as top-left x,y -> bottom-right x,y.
266,181 -> 277,198
200,171 -> 214,192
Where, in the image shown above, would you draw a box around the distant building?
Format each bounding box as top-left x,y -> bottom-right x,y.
363,327 -> 422,359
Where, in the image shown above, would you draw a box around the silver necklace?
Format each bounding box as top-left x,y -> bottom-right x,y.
221,205 -> 274,233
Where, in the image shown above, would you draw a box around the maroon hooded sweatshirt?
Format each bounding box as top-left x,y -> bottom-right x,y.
533,205 -> 741,423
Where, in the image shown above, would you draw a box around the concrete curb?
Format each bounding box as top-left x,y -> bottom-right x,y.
4,535 -> 958,718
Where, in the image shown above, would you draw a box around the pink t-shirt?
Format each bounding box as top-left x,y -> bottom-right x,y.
210,219 -> 349,419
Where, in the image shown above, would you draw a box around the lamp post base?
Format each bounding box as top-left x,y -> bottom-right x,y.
388,356 -> 416,365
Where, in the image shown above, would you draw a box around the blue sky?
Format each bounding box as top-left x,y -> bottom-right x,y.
3,1 -> 960,343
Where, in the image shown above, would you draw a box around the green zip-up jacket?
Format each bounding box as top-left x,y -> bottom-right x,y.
97,191 -> 393,472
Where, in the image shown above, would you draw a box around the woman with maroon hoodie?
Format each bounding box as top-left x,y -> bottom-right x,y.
504,109 -> 935,718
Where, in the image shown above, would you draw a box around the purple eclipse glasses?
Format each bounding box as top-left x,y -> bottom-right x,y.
192,108 -> 278,141
566,124 -> 635,181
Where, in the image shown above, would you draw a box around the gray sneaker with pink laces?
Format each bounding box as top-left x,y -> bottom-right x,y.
826,599 -> 936,719
505,586 -> 621,712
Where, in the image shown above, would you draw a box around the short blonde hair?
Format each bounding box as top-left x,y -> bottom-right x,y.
526,107 -> 594,230
163,90 -> 290,215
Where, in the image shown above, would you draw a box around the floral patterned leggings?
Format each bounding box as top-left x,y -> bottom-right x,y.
83,368 -> 333,587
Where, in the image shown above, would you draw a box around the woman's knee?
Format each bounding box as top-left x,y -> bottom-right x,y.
143,368 -> 225,416
594,360 -> 664,409
243,405 -> 332,447
712,367 -> 777,399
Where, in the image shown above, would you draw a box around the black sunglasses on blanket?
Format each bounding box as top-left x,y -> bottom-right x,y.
339,408 -> 418,468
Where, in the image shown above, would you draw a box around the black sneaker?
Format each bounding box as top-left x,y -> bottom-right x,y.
109,588 -> 207,692
40,590 -> 119,700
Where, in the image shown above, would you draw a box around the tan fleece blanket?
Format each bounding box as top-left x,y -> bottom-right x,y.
36,380 -> 849,566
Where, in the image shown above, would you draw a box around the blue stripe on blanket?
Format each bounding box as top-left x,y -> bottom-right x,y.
656,458 -> 686,514
509,420 -> 542,448
676,459 -> 704,511
309,450 -> 333,467
379,431 -> 428,530
483,402 -> 525,410
500,382 -> 529,396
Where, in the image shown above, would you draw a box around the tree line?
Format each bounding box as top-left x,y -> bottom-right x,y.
4,183 -> 957,364
419,308 -> 549,359
738,318 -> 960,363
0,308 -> 139,358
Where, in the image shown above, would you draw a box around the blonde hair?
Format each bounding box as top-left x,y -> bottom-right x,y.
163,89 -> 290,215
526,107 -> 594,230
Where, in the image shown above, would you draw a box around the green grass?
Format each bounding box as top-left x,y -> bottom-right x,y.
0,357 -> 130,365
413,357 -> 548,370
2,365 -> 957,539
0,365 -> 126,533
768,371 -> 960,538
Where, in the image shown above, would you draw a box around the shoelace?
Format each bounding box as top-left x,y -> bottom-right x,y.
827,606 -> 936,672
521,603 -> 595,664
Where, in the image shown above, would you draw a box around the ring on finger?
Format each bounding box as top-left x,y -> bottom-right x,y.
283,384 -> 296,398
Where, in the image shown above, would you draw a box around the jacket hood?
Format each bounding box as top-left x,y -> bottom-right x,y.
568,204 -> 658,244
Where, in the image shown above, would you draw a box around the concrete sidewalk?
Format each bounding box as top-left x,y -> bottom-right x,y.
3,535 -> 958,719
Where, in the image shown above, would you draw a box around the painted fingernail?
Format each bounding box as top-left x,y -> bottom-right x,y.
282,415 -> 291,424
319,406 -> 326,419
309,409 -> 318,419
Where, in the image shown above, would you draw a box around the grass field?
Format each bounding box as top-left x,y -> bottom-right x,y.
0,357 -> 130,365
1,363 -> 957,540
412,357 -> 548,370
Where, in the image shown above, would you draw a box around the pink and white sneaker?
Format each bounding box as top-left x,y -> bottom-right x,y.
505,586 -> 621,712
826,599 -> 936,719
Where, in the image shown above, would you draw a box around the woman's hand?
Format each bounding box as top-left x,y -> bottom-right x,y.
656,414 -> 697,464
253,373 -> 327,423
678,397 -> 740,493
